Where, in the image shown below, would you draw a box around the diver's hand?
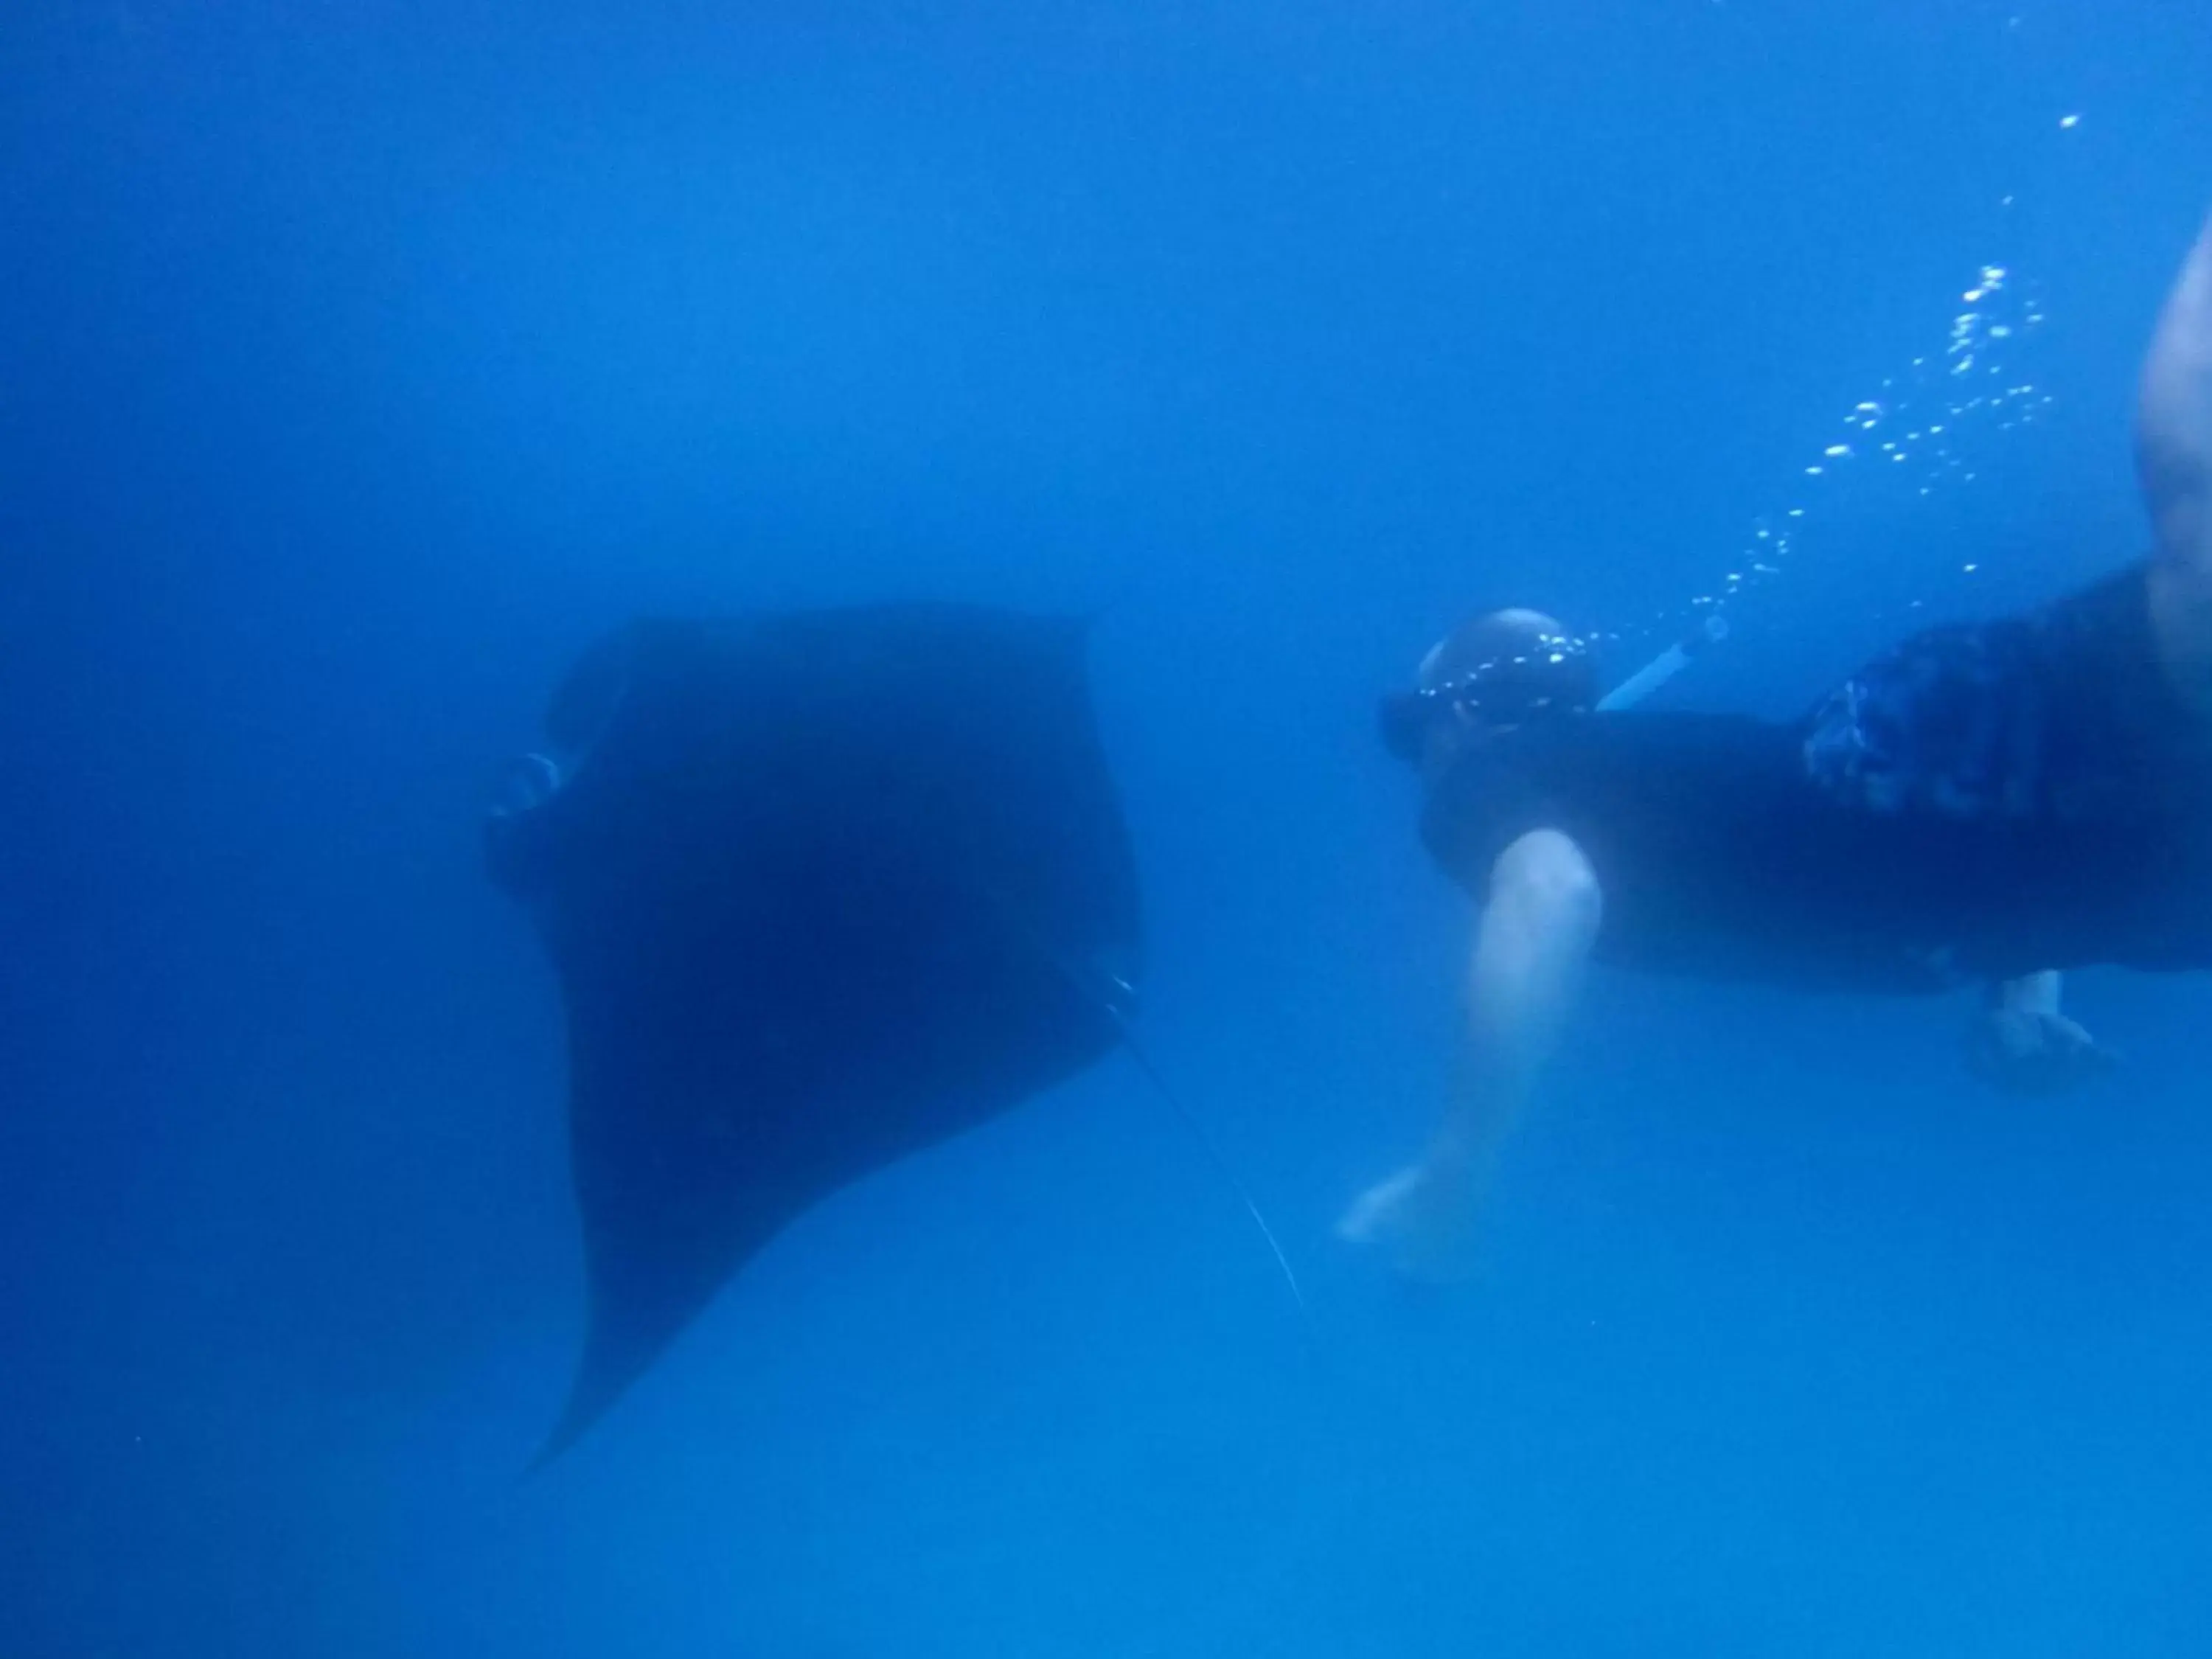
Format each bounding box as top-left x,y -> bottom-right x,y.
1964,1006 -> 2117,1097
1336,1159 -> 1481,1284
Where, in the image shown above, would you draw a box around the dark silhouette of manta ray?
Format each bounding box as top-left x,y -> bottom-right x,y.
488,605 -> 1141,1466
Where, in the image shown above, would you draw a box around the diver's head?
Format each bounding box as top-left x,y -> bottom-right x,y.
1379,608 -> 1597,769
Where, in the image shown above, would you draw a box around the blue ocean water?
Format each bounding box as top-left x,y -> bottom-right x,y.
5,1 -> 2211,1652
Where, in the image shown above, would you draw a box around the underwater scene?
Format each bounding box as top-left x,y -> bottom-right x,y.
6,2 -> 2212,1654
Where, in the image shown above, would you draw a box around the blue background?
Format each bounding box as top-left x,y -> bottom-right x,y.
5,2 -> 2211,1653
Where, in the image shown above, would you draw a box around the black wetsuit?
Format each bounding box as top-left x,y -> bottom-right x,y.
1419,564 -> 2212,992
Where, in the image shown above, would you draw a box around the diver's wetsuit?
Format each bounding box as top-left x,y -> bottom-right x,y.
1420,564 -> 2212,992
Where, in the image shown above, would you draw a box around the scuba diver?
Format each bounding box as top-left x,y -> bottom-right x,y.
1343,209 -> 2212,1281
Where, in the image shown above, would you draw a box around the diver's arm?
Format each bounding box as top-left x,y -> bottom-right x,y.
1339,829 -> 1601,1279
2140,210 -> 2212,711
1437,830 -> 1603,1172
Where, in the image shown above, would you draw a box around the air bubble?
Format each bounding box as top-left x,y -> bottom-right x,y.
1660,251 -> 2047,669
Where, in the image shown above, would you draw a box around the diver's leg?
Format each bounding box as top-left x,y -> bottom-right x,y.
2140,209 -> 2212,712
1340,829 -> 1601,1281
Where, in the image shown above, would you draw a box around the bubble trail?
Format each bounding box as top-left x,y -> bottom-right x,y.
1613,251 -> 2054,665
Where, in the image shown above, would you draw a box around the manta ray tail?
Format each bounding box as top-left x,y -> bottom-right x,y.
1104,1009 -> 1315,1338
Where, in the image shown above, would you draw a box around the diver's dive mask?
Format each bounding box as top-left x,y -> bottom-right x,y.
1378,608 -> 1597,764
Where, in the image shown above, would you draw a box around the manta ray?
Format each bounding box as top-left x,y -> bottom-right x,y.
488,604 -> 1143,1465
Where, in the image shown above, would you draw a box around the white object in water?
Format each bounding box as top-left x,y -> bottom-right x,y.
1596,615 -> 1731,712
